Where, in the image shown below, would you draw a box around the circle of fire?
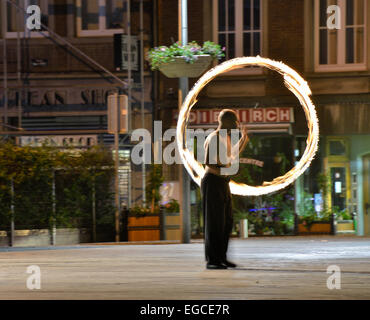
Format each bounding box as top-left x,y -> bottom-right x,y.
176,56 -> 319,196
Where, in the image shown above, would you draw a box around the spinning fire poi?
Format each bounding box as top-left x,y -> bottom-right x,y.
176,56 -> 319,269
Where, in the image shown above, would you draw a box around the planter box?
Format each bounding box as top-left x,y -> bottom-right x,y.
158,55 -> 213,78
297,222 -> 333,235
0,228 -> 91,247
336,220 -> 355,234
127,215 -> 161,241
0,231 -> 9,246
14,229 -> 50,247
163,212 -> 181,241
122,210 -> 181,242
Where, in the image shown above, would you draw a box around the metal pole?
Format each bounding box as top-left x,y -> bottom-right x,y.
10,179 -> 15,247
2,4 -> 8,127
128,163 -> 132,209
179,0 -> 191,243
140,0 -> 146,206
51,170 -> 56,245
115,95 -> 120,242
92,175 -> 96,242
127,0 -> 132,131
127,0 -> 132,208
16,0 -> 22,128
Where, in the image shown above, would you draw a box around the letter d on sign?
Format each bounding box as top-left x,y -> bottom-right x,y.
26,265 -> 41,290
326,265 -> 341,290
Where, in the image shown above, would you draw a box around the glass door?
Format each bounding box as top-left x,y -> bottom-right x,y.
327,163 -> 350,213
363,154 -> 370,235
330,167 -> 347,211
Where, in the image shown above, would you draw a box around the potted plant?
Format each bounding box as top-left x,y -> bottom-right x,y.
147,41 -> 225,78
244,202 -> 270,236
162,198 -> 181,241
125,165 -> 164,241
163,198 -> 180,213
231,141 -> 295,237
297,192 -> 333,235
268,190 -> 295,235
335,207 -> 355,234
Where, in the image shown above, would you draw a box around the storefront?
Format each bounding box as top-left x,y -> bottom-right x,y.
168,106 -> 296,235
294,100 -> 370,236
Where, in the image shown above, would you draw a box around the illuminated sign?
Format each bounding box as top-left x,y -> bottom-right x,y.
173,108 -> 294,126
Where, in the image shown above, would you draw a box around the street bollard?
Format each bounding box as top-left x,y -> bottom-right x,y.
239,219 -> 248,239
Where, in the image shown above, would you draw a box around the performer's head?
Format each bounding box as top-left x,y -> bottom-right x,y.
218,109 -> 239,130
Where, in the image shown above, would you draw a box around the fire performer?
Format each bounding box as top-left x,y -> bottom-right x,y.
201,109 -> 249,269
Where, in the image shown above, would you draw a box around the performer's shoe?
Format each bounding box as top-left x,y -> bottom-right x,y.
206,262 -> 227,270
222,260 -> 237,268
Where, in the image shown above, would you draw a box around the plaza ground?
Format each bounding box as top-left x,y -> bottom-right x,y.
0,236 -> 369,300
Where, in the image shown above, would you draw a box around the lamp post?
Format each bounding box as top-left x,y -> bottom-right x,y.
114,96 -> 120,242
108,94 -> 128,243
178,0 -> 191,243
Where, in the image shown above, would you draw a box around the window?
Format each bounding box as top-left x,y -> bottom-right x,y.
326,137 -> 349,161
315,0 -> 367,71
329,140 -> 346,156
213,0 -> 262,60
3,0 -> 49,38
76,0 -> 125,37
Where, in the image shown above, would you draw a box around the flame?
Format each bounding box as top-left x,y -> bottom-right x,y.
176,56 -> 319,196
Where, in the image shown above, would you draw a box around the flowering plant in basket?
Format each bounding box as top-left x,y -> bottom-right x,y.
147,41 -> 225,70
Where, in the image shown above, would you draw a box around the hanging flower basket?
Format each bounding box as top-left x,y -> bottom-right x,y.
158,55 -> 213,78
147,41 -> 225,78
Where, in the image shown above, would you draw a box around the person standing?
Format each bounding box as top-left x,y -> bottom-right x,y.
201,109 -> 249,269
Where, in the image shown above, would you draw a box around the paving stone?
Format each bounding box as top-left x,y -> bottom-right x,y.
0,236 -> 369,299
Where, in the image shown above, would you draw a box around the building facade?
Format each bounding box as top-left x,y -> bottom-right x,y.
0,0 -> 154,210
2,0 -> 370,237
155,0 -> 370,236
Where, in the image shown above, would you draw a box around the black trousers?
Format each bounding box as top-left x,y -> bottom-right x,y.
201,172 -> 233,264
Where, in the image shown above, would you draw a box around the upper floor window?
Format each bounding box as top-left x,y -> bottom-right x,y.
76,0 -> 125,37
315,0 -> 367,72
3,0 -> 49,39
213,0 -> 262,61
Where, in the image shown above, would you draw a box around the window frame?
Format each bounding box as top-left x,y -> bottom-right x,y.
212,0 -> 264,75
314,0 -> 367,72
326,136 -> 350,162
2,0 -> 50,39
76,0 -> 124,37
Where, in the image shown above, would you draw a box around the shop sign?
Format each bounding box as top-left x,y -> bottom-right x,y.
173,108 -> 294,126
19,135 -> 98,147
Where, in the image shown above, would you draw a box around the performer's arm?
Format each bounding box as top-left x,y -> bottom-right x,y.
238,126 -> 249,154
230,126 -> 249,160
